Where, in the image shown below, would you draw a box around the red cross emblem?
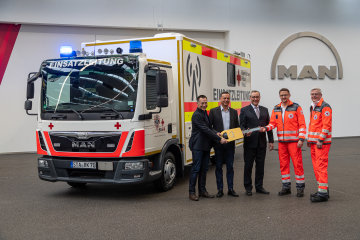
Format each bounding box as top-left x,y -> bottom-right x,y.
161,119 -> 164,126
48,123 -> 54,130
114,122 -> 121,129
237,70 -> 241,86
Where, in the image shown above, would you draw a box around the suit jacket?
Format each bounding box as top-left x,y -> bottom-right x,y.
189,108 -> 222,151
240,104 -> 274,149
209,106 -> 240,149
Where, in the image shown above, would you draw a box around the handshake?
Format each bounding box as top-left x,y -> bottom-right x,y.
259,127 -> 267,132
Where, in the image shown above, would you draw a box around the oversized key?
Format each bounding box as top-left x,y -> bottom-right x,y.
221,127 -> 261,142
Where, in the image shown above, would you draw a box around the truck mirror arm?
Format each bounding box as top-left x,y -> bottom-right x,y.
25,71 -> 41,116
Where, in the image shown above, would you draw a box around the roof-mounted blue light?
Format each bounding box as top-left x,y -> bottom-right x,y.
60,46 -> 76,57
129,40 -> 143,53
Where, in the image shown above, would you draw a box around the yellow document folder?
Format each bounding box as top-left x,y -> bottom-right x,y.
220,128 -> 244,142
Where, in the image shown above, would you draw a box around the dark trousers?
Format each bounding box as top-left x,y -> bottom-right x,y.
214,143 -> 235,190
189,150 -> 210,194
244,147 -> 266,191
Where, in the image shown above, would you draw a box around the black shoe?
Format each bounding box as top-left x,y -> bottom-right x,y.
311,195 -> 329,202
246,190 -> 252,196
216,189 -> 224,198
297,189 -> 304,197
278,188 -> 291,196
310,188 -> 329,198
256,188 -> 269,194
228,189 -> 239,197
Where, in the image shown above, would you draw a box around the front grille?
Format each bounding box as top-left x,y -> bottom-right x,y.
49,134 -> 121,152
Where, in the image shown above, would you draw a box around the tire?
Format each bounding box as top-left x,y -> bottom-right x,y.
154,152 -> 176,192
67,182 -> 87,188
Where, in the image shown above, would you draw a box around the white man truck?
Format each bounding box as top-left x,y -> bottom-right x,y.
25,33 -> 251,191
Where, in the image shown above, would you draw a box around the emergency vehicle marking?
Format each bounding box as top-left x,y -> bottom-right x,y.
47,58 -> 123,68
325,111 -> 330,116
183,40 -> 250,68
114,122 -> 121,129
48,123 -> 54,130
186,54 -> 202,101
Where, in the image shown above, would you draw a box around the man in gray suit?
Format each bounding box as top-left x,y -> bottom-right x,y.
209,92 -> 240,198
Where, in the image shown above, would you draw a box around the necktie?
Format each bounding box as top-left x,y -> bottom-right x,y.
255,107 -> 260,119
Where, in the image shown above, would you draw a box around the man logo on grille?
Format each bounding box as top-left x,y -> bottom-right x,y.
186,54 -> 202,101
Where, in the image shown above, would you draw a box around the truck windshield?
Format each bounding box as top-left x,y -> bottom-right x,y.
41,56 -> 139,113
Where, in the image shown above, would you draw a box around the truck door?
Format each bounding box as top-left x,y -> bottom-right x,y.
143,68 -> 172,155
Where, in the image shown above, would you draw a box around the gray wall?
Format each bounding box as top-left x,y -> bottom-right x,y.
1,0 -> 359,153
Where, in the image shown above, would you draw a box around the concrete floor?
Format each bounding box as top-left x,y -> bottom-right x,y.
0,138 -> 360,239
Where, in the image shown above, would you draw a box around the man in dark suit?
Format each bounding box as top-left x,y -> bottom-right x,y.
189,95 -> 227,201
209,91 -> 240,198
240,90 -> 274,196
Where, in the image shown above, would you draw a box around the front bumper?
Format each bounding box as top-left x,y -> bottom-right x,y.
37,156 -> 161,185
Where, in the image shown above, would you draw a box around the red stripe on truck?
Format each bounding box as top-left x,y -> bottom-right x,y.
43,131 -> 129,158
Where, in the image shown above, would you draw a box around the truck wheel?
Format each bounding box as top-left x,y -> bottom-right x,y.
154,152 -> 176,192
67,182 -> 87,188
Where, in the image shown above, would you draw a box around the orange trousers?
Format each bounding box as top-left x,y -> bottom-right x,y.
311,144 -> 330,195
278,142 -> 305,189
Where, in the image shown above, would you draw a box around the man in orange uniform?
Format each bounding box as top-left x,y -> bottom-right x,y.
260,88 -> 306,197
307,87 -> 332,202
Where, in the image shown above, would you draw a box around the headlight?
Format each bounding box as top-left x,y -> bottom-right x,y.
124,162 -> 143,170
38,159 -> 48,167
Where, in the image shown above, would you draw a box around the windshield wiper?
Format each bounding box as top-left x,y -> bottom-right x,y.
90,106 -> 124,119
71,108 -> 84,120
111,107 -> 124,119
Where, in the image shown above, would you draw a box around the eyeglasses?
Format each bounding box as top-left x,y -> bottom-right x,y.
251,96 -> 260,99
279,94 -> 289,97
310,93 -> 321,96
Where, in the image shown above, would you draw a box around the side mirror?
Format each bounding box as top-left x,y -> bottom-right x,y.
157,96 -> 168,108
24,100 -> 32,110
156,71 -> 168,95
27,82 -> 35,99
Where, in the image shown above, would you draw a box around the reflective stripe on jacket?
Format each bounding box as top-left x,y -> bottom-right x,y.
308,98 -> 332,145
266,100 -> 307,143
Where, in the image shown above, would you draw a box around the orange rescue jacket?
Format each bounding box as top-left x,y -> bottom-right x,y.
308,98 -> 332,145
266,100 -> 306,143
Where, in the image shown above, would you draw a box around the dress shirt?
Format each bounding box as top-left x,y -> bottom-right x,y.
220,105 -> 230,130
251,103 -> 260,118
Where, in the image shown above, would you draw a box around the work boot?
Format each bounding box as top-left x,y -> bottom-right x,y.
278,188 -> 291,196
310,188 -> 329,198
311,195 -> 328,202
297,189 -> 304,197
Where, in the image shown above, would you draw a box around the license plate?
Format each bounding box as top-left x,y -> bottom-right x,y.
71,162 -> 96,169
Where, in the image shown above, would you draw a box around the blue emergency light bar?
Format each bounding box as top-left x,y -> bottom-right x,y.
60,46 -> 76,57
129,40 -> 143,53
